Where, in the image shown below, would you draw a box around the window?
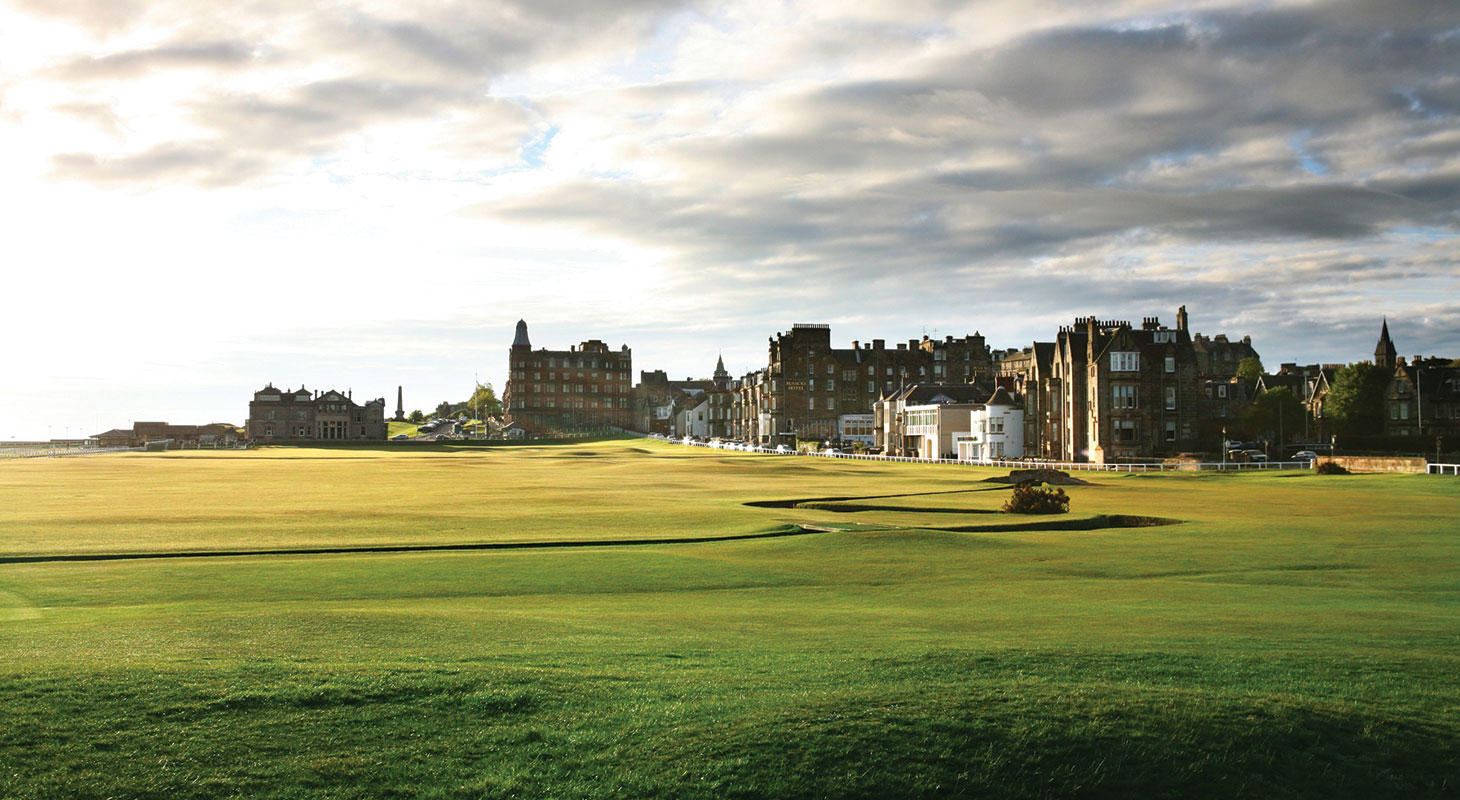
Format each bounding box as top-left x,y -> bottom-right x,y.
827,398 -> 836,411
827,363 -> 834,375
1165,421 -> 1177,442
809,397 -> 816,411
1165,386 -> 1177,410
1111,352 -> 1139,372
1391,404 -> 1399,420
989,416 -> 1004,433
868,381 -> 875,393
1154,331 -> 1175,343
1117,420 -> 1136,442
827,379 -> 835,391
1164,356 -> 1175,373
1218,385 -> 1227,398
1113,385 -> 1137,409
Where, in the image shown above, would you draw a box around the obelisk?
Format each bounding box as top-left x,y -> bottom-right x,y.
394,386 -> 405,421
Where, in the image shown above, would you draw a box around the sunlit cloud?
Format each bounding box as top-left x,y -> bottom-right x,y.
1,0 -> 1457,438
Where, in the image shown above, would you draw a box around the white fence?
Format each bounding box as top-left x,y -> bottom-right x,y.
650,436 -> 1315,472
1428,463 -> 1460,476
0,445 -> 143,460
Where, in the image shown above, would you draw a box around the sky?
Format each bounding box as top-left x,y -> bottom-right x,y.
1,0 -> 1457,439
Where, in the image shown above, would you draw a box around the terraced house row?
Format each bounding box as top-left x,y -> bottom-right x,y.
716,307 -> 1266,463
508,310 -> 1452,463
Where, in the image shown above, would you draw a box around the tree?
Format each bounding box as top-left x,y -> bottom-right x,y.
408,409 -> 425,423
1325,362 -> 1389,435
467,382 -> 503,419
1236,356 -> 1264,384
434,401 -> 454,419
1242,387 -> 1306,449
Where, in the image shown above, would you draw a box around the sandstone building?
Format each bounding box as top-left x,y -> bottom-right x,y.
730,324 -> 994,445
504,320 -> 632,433
246,385 -> 387,441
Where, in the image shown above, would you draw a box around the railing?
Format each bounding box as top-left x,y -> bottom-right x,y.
650,436 -> 1315,471
0,445 -> 143,460
1428,463 -> 1460,475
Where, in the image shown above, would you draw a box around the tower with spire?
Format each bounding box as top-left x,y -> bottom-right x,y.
712,354 -> 730,390
1375,317 -> 1397,369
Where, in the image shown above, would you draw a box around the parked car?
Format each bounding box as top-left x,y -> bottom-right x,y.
1245,450 -> 1269,462
824,448 -> 842,456
391,433 -> 409,441
1291,450 -> 1318,463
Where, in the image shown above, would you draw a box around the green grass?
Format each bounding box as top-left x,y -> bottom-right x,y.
1,439 -> 1458,798
387,421 -> 420,438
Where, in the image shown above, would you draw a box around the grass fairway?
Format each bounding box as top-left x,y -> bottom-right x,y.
2,439 -> 1458,798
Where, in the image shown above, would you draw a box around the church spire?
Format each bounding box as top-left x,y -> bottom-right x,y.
512,319 -> 531,349
1375,317 -> 1397,369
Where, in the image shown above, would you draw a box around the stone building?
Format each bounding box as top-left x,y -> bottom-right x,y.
246,385 -> 387,441
504,320 -> 633,433
996,342 -> 1057,459
1192,333 -> 1259,380
1373,320 -> 1460,440
730,324 -> 994,445
1082,314 -> 1204,463
632,370 -> 710,435
999,307 -> 1258,461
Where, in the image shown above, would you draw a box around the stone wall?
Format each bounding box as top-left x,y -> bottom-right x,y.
1320,456 -> 1427,474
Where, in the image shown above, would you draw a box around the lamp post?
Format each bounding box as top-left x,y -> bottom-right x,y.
1222,426 -> 1227,468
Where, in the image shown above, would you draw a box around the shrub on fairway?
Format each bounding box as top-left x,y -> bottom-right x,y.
1315,461 -> 1349,475
1003,484 -> 1070,514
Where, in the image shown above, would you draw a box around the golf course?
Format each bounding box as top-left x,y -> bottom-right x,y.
2,437 -> 1457,798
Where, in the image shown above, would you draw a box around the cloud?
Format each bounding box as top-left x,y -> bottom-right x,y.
3,0 -> 1458,413
49,40 -> 258,81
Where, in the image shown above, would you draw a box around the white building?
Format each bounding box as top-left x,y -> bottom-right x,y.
957,387 -> 1024,462
838,413 -> 875,445
874,383 -> 993,456
674,396 -> 711,438
902,403 -> 977,460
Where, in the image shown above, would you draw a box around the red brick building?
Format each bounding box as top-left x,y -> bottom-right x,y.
504,320 -> 633,433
